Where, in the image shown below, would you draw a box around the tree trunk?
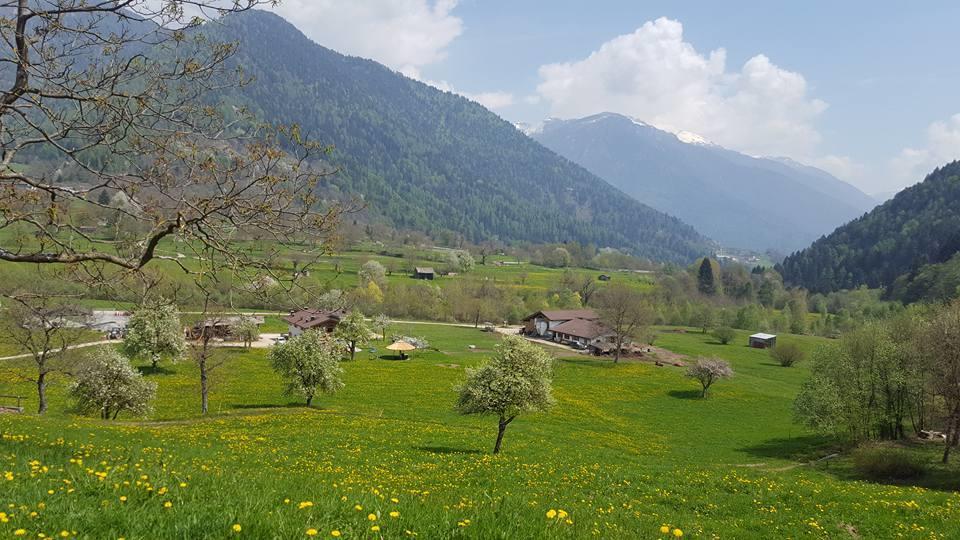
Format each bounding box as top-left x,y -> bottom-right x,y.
151,353 -> 159,369
493,420 -> 507,454
306,394 -> 313,407
37,371 -> 47,414
350,340 -> 356,361
200,359 -> 209,415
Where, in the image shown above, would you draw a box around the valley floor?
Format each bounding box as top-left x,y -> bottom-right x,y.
1,325 -> 958,538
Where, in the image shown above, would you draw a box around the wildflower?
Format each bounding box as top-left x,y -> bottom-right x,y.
299,501 -> 314,510
391,498 -> 399,503
389,511 -> 400,518
371,525 -> 380,532
14,530 -> 27,537
232,524 -> 242,533
354,504 -> 363,511
673,529 -> 683,538
368,513 -> 378,521
163,501 -> 173,509
660,525 -> 670,534
546,509 -> 557,519
119,496 -> 127,502
557,510 -> 568,519
60,532 -> 70,538
305,529 -> 317,537
330,531 -> 340,538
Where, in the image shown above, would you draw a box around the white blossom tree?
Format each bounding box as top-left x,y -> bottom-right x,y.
358,260 -> 388,289
686,357 -> 734,398
122,301 -> 186,368
269,331 -> 344,406
372,313 -> 391,342
334,310 -> 370,361
456,336 -> 555,454
70,348 -> 157,420
233,317 -> 261,349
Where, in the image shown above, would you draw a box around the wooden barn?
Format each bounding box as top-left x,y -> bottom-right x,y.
749,333 -> 777,349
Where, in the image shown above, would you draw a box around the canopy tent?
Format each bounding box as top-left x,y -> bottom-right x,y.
386,340 -> 416,359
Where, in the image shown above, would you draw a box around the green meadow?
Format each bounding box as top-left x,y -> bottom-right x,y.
2,325 -> 959,539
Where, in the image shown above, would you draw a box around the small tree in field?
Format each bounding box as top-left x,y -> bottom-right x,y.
70,348 -> 157,420
596,282 -> 652,363
456,336 -> 555,454
686,357 -> 734,397
334,311 -> 371,360
269,331 -> 344,406
123,302 -> 186,368
712,326 -> 736,345
372,314 -> 391,342
770,341 -> 805,367
233,317 -> 261,349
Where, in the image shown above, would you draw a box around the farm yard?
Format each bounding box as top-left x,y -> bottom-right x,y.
2,325 -> 959,539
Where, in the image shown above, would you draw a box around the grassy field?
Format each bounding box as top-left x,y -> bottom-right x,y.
1,325 -> 959,539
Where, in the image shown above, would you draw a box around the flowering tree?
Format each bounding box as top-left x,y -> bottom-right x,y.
456,336 -> 555,454
233,317 -> 261,349
359,261 -> 388,289
686,357 -> 734,397
372,314 -> 391,342
334,311 -> 370,360
269,331 -> 344,406
122,302 -> 186,368
70,348 -> 157,420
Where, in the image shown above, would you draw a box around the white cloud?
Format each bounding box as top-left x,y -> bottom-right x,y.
270,0 -> 462,76
535,17 -> 827,158
889,114 -> 960,189
811,155 -> 865,183
463,91 -> 515,110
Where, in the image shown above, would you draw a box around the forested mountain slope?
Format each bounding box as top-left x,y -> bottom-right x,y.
531,113 -> 875,252
200,12 -> 710,263
780,161 -> 960,293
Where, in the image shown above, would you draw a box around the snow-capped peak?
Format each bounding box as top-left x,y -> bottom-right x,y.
674,130 -> 714,146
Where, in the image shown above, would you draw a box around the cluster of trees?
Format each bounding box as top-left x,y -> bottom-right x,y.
795,300 -> 960,463
781,161 -> 960,296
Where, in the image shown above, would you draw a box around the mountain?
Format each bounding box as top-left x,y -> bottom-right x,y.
780,161 -> 960,294
196,12 -> 710,263
529,113 -> 876,252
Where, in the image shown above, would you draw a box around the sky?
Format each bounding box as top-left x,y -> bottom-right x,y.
261,0 -> 960,196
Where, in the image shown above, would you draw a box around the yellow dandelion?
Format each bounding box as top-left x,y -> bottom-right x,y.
368,513 -> 378,521
546,509 -> 557,519
163,501 -> 173,509
119,496 -> 127,502
660,525 -> 670,534
389,511 -> 400,518
232,524 -> 242,533
330,531 -> 341,538
371,525 -> 380,532
59,532 -> 69,538
354,504 -> 363,511
557,510 -> 568,519
305,529 -> 317,537
673,529 -> 683,538
14,530 -> 27,537
298,501 -> 314,510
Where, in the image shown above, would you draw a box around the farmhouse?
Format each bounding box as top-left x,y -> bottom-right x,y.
522,309 -> 599,338
186,315 -> 264,340
749,333 -> 777,349
284,309 -> 346,336
551,317 -> 616,352
413,267 -> 436,280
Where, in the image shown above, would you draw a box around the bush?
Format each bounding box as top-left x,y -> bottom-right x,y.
851,444 -> 926,480
712,326 -> 736,345
770,341 -> 805,367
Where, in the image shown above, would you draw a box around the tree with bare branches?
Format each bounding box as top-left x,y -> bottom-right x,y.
0,291 -> 89,413
0,0 -> 351,293
595,282 -> 651,363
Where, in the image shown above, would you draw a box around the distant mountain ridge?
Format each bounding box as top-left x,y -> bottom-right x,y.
531,113 -> 876,252
198,12 -> 709,263
780,161 -> 960,294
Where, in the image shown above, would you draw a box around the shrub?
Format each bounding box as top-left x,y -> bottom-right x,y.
851,444 -> 926,480
686,357 -> 734,397
770,341 -> 805,367
712,326 -> 736,345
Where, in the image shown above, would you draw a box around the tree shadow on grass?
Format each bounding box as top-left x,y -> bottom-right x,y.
230,402 -> 326,411
559,358 -> 616,368
667,389 -> 704,400
415,445 -> 484,455
740,434 -> 842,462
137,365 -> 176,376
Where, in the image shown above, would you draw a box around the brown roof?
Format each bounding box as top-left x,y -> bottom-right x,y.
551,318 -> 610,340
523,309 -> 599,322
284,309 -> 345,330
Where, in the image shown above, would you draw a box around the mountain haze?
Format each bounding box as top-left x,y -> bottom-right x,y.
199,12 -> 710,263
530,113 -> 875,252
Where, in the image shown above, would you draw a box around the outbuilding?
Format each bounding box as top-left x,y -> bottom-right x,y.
749,333 -> 777,349
413,267 -> 436,280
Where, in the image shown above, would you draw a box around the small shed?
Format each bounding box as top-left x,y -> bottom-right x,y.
749,333 -> 777,349
413,267 -> 436,280
598,274 -> 611,281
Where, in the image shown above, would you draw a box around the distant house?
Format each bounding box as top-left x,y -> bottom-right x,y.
749,333 -> 777,349
186,315 -> 264,340
522,309 -> 599,338
413,267 -> 436,280
551,318 -> 616,353
284,309 -> 346,337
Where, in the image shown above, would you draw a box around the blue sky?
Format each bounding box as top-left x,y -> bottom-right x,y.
270,0 -> 960,195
